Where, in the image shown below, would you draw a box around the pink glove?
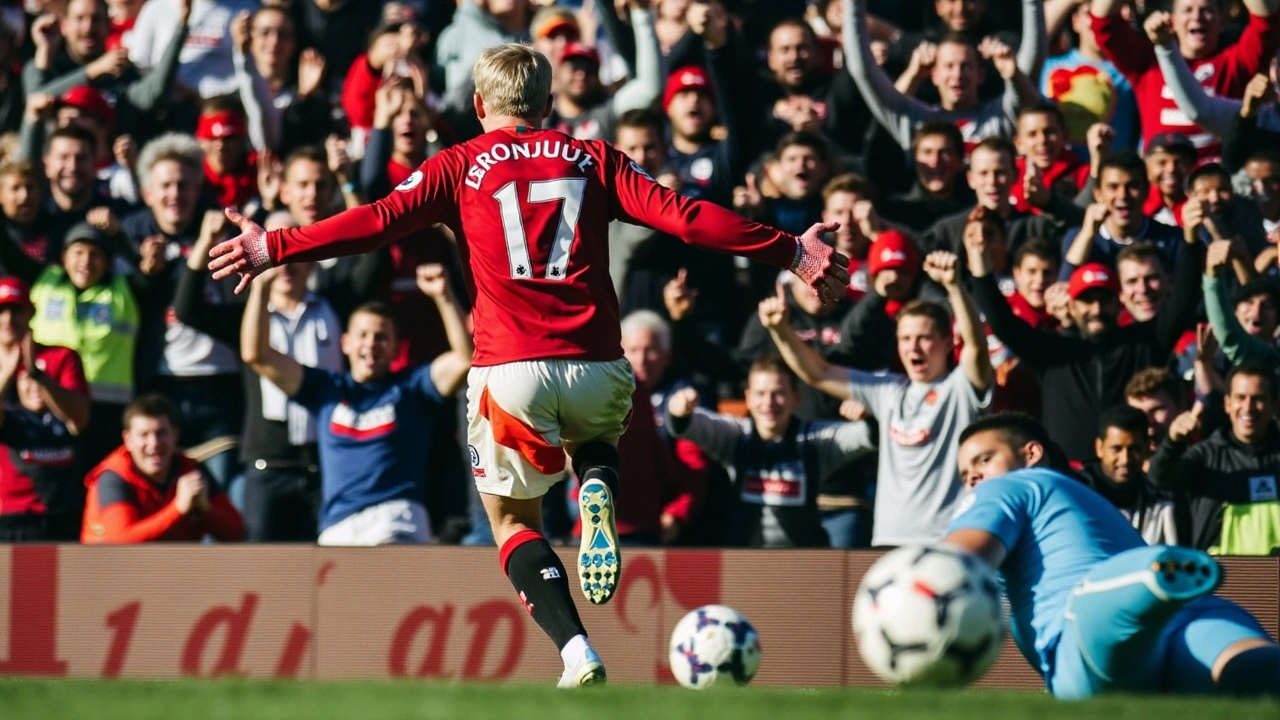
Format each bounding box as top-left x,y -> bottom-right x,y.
209,208 -> 274,294
791,222 -> 849,304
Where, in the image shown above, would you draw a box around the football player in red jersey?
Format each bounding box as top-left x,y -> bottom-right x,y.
208,43 -> 848,687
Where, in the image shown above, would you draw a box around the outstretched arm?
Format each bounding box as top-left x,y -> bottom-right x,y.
209,150 -> 460,292
609,149 -> 849,304
843,0 -> 934,149
665,387 -> 745,467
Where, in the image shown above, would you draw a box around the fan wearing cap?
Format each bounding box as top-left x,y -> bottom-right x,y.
665,63 -> 737,206
1091,0 -> 1280,163
969,193 -> 1206,461
28,220 -> 167,465
531,6 -> 581,74
0,276 -> 91,542
1182,162 -> 1270,258
196,99 -> 258,211
53,86 -> 117,172
548,4 -> 661,143
25,0 -> 190,140
11,84 -> 139,213
1061,152 -> 1186,281
1142,132 -> 1194,225
831,230 -> 946,374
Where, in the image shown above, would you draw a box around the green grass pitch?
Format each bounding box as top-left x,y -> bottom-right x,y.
1,680 -> 1276,720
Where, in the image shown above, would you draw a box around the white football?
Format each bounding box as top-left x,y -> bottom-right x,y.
853,546 -> 1004,687
668,605 -> 761,689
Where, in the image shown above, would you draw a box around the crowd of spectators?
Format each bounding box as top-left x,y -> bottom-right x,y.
0,0 -> 1277,555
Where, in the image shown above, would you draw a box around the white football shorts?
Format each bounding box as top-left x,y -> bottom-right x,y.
466,358 -> 635,499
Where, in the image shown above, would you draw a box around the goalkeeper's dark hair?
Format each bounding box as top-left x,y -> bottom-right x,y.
958,412 -> 1072,471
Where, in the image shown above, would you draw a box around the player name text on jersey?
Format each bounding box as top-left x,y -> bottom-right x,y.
465,140 -> 596,190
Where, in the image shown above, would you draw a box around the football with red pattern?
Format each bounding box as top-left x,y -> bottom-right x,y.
853,546 -> 1004,687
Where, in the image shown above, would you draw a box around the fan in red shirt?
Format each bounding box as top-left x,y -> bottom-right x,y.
1011,103 -> 1090,215
208,43 -> 846,689
81,394 -> 243,544
1091,0 -> 1280,161
196,103 -> 258,211
0,278 -> 91,542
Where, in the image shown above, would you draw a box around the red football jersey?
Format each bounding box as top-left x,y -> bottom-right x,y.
0,343 -> 89,515
1093,12 -> 1279,161
267,128 -> 800,366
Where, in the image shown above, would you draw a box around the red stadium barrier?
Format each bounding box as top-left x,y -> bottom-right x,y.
1,546 -> 1275,686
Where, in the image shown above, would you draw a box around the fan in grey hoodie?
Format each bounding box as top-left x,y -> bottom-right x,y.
435,1 -> 530,98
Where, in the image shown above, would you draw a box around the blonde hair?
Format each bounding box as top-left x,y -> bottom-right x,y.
473,43 -> 553,120
137,133 -> 204,192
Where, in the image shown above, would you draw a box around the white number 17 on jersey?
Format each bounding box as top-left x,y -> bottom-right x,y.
493,178 -> 587,281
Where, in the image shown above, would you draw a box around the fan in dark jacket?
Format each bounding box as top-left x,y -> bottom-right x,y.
966,210 -> 1203,462
1149,362 -> 1280,555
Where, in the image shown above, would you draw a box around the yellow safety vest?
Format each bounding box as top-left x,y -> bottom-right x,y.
30,266 -> 138,404
1211,501 -> 1280,556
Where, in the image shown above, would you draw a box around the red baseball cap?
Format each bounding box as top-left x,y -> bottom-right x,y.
196,110 -> 248,140
0,277 -> 32,308
1068,263 -> 1120,300
560,42 -> 600,68
60,85 -> 116,132
867,231 -> 919,276
663,66 -> 714,112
